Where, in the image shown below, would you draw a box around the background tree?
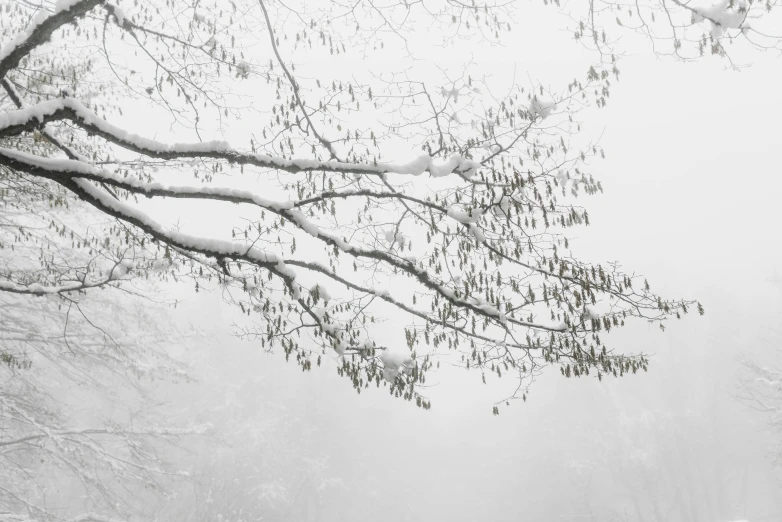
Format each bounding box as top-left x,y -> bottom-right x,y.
0,284 -> 207,521
741,332 -> 782,469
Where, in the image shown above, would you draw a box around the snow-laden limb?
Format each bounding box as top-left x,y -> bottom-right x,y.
1,137 -> 690,399
0,114 -> 695,409
283,258 -> 545,351
687,0 -> 749,27
0,146 -> 295,210
0,98 -> 480,179
393,153 -> 481,178
68,176 -> 289,270
1,145 -> 569,358
0,271 -> 122,295
0,147 -> 571,335
0,0 -> 104,79
1,79 -> 89,162
0,423 -> 213,449
66,168 -> 565,333
0,0 -> 704,416
66,515 -> 127,522
681,0 -> 751,40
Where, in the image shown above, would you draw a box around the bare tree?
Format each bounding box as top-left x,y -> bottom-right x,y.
0,284 -> 210,521
1,0 -> 738,417
741,337 -> 782,468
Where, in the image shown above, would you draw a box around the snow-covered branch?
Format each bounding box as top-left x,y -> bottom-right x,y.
0,0 -> 703,424
0,98 -> 480,179
0,146 -> 575,335
0,0 -> 105,80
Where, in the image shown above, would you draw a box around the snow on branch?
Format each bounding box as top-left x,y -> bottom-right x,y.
0,277 -> 117,295
0,0 -> 105,80
0,0 -> 705,415
0,98 -> 480,179
0,147 -> 570,336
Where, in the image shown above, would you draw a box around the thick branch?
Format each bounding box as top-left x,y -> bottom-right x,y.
0,0 -> 104,81
0,98 -> 480,178
0,148 -> 568,336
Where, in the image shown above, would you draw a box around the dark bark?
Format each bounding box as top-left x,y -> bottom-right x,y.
0,0 -> 105,81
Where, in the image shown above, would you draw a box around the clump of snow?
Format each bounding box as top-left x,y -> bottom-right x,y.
394,154 -> 431,176
529,94 -> 557,120
447,206 -> 483,224
236,62 -> 251,79
108,3 -> 127,26
110,258 -> 134,280
691,0 -> 751,40
449,205 -> 488,241
311,283 -> 331,303
379,348 -> 414,382
385,153 -> 480,179
383,228 -> 407,248
469,223 -> 486,243
555,169 -> 569,187
382,368 -> 399,382
372,287 -> 391,298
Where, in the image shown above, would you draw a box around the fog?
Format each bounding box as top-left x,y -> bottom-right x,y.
2,1 -> 782,521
